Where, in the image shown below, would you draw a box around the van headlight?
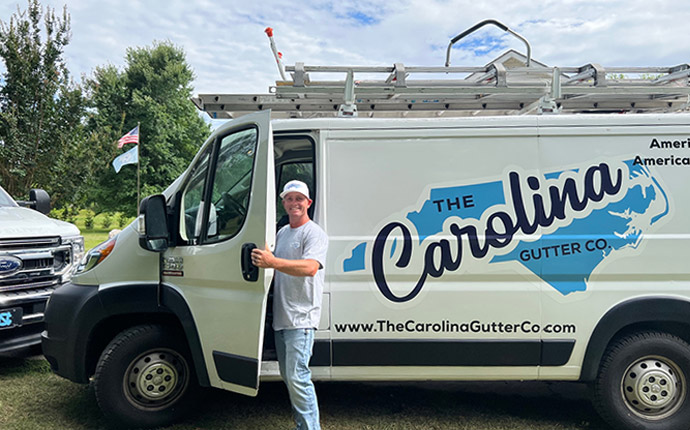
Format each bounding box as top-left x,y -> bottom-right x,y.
78,236 -> 117,273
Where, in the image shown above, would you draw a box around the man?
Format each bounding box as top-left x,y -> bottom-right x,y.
251,180 -> 328,430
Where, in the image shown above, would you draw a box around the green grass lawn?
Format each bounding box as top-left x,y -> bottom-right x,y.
81,230 -> 111,251
0,355 -> 613,430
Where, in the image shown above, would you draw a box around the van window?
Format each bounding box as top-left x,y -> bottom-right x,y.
178,127 -> 258,244
180,148 -> 211,243
207,127 -> 258,242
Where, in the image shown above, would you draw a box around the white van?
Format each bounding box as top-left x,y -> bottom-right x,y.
41,110 -> 690,430
0,186 -> 83,354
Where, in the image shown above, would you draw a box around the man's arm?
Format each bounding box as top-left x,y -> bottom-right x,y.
252,245 -> 320,277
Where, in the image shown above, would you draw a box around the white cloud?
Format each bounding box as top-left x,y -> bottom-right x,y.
0,0 -> 688,98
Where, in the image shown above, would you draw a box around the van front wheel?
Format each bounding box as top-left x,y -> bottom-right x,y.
93,324 -> 198,428
594,331 -> 690,430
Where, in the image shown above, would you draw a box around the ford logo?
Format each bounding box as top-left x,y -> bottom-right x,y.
0,256 -> 22,276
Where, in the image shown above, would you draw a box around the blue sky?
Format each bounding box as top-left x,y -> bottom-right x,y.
1,0 -> 689,97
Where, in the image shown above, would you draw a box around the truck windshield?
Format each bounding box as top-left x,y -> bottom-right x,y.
0,186 -> 18,208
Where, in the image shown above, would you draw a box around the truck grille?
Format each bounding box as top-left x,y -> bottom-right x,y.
0,237 -> 71,294
0,237 -> 60,250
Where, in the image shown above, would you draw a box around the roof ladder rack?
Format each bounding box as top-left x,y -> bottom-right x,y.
193,20 -> 690,119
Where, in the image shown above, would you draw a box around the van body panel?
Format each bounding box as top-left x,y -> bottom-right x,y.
73,223 -> 159,287
534,119 -> 690,379
312,113 -> 690,382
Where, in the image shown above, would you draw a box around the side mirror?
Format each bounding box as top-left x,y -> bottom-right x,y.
17,189 -> 51,214
138,194 -> 169,252
30,189 -> 51,214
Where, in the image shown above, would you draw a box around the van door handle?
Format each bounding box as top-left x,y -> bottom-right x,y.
241,243 -> 259,282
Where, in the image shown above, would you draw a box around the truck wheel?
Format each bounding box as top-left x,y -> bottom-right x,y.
593,331 -> 690,430
93,324 -> 198,428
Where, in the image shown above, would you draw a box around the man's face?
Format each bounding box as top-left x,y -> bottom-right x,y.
282,192 -> 312,218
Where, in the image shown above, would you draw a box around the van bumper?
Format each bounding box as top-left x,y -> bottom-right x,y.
41,282 -> 102,383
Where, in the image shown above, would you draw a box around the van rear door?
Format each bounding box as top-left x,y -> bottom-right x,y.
162,110 -> 275,396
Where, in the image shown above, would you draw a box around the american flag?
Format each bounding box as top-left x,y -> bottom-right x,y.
117,126 -> 139,148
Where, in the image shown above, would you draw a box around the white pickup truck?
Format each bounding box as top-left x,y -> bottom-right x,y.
0,185 -> 83,354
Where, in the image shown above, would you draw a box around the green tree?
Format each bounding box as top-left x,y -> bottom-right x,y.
0,0 -> 86,203
86,41 -> 209,215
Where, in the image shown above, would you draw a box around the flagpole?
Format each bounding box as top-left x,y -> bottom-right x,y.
137,122 -> 141,212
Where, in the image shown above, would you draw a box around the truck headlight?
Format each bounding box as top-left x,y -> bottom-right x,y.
78,236 -> 117,273
64,235 -> 85,267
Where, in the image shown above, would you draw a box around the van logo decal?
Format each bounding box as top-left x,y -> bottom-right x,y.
342,159 -> 669,302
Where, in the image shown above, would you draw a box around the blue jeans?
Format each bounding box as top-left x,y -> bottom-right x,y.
275,328 -> 320,430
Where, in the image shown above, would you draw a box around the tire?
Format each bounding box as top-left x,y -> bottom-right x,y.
593,331 -> 690,430
93,324 -> 199,428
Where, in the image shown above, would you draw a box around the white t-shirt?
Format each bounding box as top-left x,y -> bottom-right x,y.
272,220 -> 328,330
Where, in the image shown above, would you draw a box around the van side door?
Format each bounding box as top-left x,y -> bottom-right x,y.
162,110 -> 275,396
328,122 -> 545,378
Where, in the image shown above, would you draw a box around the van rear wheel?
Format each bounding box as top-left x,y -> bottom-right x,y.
593,331 -> 690,430
93,324 -> 198,428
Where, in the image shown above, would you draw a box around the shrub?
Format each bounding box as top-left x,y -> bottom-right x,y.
52,206 -> 78,224
117,212 -> 129,228
84,210 -> 94,229
101,213 -> 113,229
67,206 -> 79,224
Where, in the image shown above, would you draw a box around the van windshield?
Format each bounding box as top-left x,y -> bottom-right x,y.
0,186 -> 18,208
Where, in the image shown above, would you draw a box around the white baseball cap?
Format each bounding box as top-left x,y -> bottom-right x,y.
280,180 -> 311,199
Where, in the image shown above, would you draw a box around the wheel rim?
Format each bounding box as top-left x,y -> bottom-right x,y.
123,348 -> 190,410
621,355 -> 686,420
